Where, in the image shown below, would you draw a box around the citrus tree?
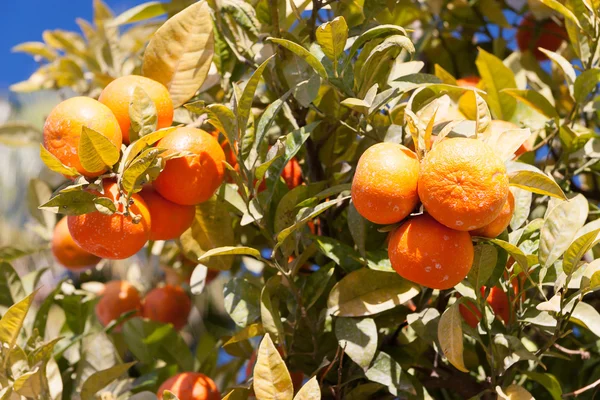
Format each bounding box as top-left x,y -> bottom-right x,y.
1,0 -> 600,399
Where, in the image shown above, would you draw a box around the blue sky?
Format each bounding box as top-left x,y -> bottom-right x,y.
1,0 -> 147,90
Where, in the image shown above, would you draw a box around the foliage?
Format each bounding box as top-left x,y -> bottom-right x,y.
2,0 -> 600,399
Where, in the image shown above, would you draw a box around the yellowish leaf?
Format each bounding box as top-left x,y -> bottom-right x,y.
294,377 -> 320,400
253,334 -> 293,400
437,302 -> 468,373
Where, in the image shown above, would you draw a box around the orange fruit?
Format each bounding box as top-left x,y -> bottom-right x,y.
282,157 -> 303,190
153,127 -> 226,205
51,217 -> 100,270
516,15 -> 566,61
459,298 -> 482,328
470,190 -> 515,238
95,281 -> 142,329
68,181 -> 151,259
139,185 -> 195,241
142,285 -> 192,331
43,96 -> 122,177
456,76 -> 480,88
98,75 -> 173,144
515,142 -> 532,157
351,143 -> 419,225
418,138 -> 509,231
459,286 -> 511,328
157,372 -> 220,400
388,214 -> 474,289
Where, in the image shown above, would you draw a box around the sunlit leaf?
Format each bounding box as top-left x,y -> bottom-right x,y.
253,334 -> 293,400
438,302 -> 468,372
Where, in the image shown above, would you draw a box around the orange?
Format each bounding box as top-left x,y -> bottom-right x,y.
282,157 -> 303,190
68,181 -> 151,259
351,143 -> 419,225
142,285 -> 192,331
98,75 -> 173,144
516,15 -> 567,60
388,214 -> 474,289
139,185 -> 195,241
470,190 -> 515,238
95,281 -> 142,329
157,372 -> 220,400
456,76 -> 480,88
418,138 -> 509,231
43,96 -> 122,177
459,298 -> 482,328
460,286 -> 511,328
153,127 -> 226,205
51,217 -> 100,270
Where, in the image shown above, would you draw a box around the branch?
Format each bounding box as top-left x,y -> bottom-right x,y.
563,377 -> 600,398
553,343 -> 591,359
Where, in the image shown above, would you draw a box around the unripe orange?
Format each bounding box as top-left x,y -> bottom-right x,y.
98,75 -> 173,144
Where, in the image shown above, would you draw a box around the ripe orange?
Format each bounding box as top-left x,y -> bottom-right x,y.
153,127 -> 226,205
68,181 -> 151,259
51,217 -> 100,270
460,286 -> 511,328
456,76 -> 480,88
95,281 -> 142,329
516,15 -> 567,60
139,185 -> 195,241
351,143 -> 419,225
142,285 -> 192,331
418,138 -> 509,231
282,157 -> 303,190
98,75 -> 173,144
388,214 -> 474,289
470,190 -> 515,238
43,96 -> 122,177
157,372 -> 220,400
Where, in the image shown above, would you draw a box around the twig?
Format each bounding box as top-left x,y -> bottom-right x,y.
319,346 -> 341,386
563,377 -> 600,398
336,345 -> 345,400
553,343 -> 590,359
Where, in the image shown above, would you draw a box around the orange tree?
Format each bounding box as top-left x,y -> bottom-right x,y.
1,0 -> 600,399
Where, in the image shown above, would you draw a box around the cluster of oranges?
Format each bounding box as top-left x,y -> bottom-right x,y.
352,137 -> 513,290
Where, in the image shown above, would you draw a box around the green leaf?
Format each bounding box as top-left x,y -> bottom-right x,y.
0,262 -> 25,308
348,204 -> 367,257
478,0 -> 510,27
508,170 -> 566,200
39,190 -> 98,216
78,126 -> 120,173
267,37 -> 327,78
80,362 -> 136,400
563,228 -> 600,275
539,194 -> 588,268
253,334 -> 293,400
120,147 -> 164,193
128,86 -> 158,142
438,302 -> 468,372
142,1 -> 214,107
236,55 -> 274,140
581,259 -> 600,291
221,0 -> 260,37
342,25 -> 407,72
488,239 -> 530,273
335,317 -> 377,370
303,262 -> 335,310
310,235 -> 363,273
33,281 -> 66,339
261,276 -> 285,345
315,16 -> 348,71
523,371 -> 562,400
40,144 -> 79,177
180,197 -> 235,270
327,268 -> 419,317
475,48 -> 517,120
0,290 -> 38,356
573,68 -> 600,104
224,278 -> 261,327
365,352 -> 415,396
468,244 -> 498,289
294,376 -> 321,400
197,246 -> 264,263
538,49 -> 576,89
537,0 -> 582,29
502,89 -> 559,120
0,122 -> 42,146
110,1 -> 167,25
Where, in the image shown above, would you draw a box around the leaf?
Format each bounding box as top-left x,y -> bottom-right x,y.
13,368 -> 42,398
365,352 -> 415,396
581,259 -> 600,291
78,126 -> 120,173
569,301 -> 600,337
224,278 -> 261,327
303,262 -> 335,310
498,385 -> 535,400
502,89 -> 559,120
253,334 -> 294,400
40,145 -> 78,177
573,68 -> 600,104
475,48 -> 517,120
468,244 -> 498,289
438,302 -> 468,372
237,55 -> 274,139
342,24 -> 407,72
310,235 -> 363,273
196,246 -> 263,263
327,268 -> 419,317
80,362 -> 136,400
121,128 -> 173,168
510,188 -> 532,230
0,262 -> 25,308
508,170 -> 566,200
523,371 -> 562,400
335,317 -> 377,370
11,41 -> 57,60
28,179 -> 54,231
180,197 -> 235,270
537,0 -> 582,29
267,38 -> 327,78
315,16 -> 348,70
0,290 -> 38,356
539,194 -> 588,268
478,0 -> 510,27
348,204 -> 367,257
538,49 -> 576,89
294,376 -> 320,400
129,86 -> 158,142
0,122 -> 42,146
39,190 -> 98,216
223,323 -> 264,354
261,276 -> 285,345
142,1 -> 214,107
563,228 -> 600,275
110,1 -> 167,25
